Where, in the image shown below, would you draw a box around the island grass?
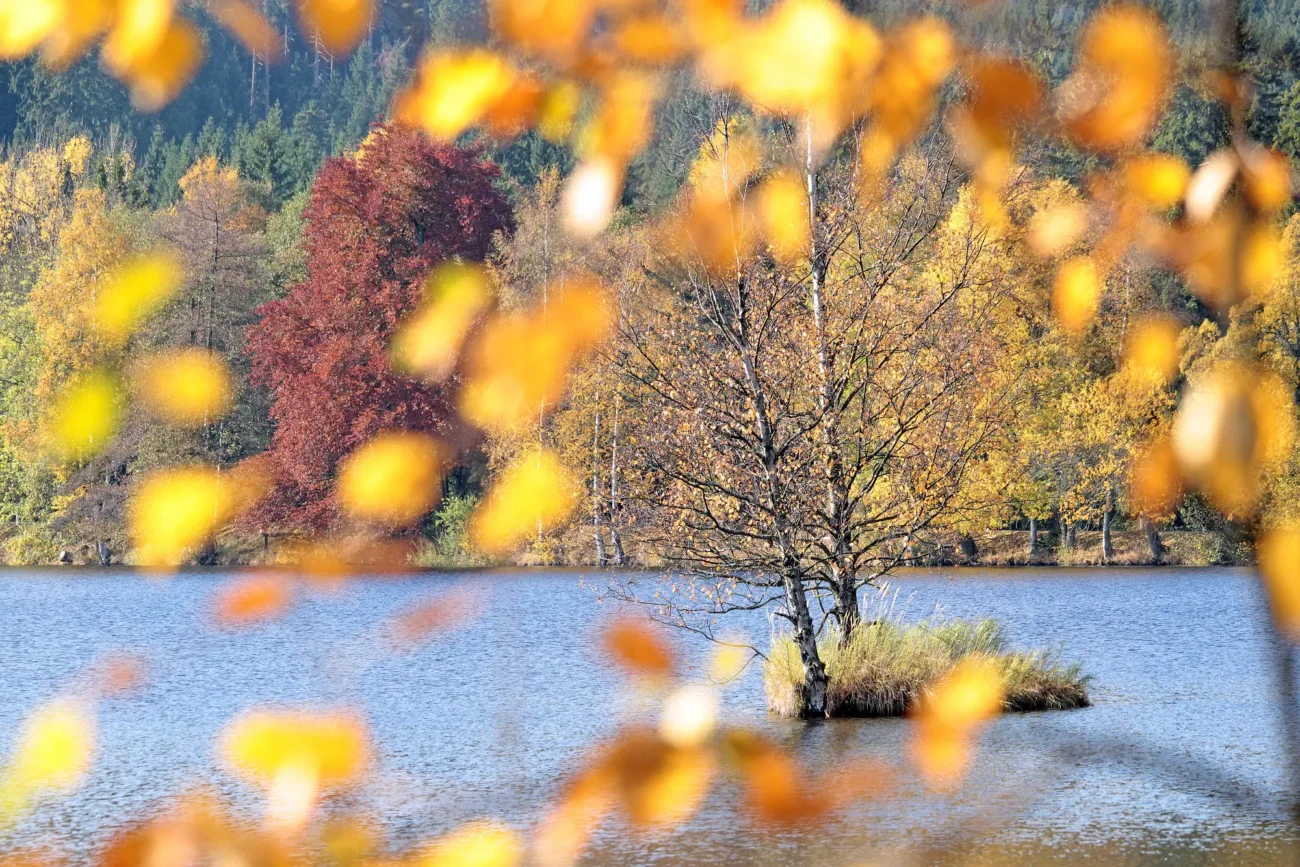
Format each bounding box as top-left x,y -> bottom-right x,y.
765,618 -> 1090,718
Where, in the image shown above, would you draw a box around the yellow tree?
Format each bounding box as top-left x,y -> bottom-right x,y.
149,157 -> 268,472
26,188 -> 131,411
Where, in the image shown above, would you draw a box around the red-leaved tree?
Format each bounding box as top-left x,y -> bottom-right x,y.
246,124 -> 513,529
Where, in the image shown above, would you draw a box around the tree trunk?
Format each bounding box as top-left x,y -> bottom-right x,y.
591,392 -> 607,566
833,580 -> 860,638
1028,517 -> 1039,559
1101,490 -> 1115,565
96,539 -> 110,566
609,392 -> 626,566
783,563 -> 828,718
960,534 -> 979,563
805,119 -> 854,615
1142,515 -> 1163,565
609,526 -> 626,567
1064,520 -> 1077,550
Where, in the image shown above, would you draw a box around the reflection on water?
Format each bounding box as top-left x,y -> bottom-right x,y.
0,566 -> 1295,864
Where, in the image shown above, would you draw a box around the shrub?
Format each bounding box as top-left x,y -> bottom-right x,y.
412,495 -> 481,568
2,526 -> 60,566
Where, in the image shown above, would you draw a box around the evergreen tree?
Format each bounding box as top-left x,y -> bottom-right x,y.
1150,85 -> 1230,166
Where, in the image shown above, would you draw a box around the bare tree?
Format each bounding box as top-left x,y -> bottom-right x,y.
608,127 -> 1033,715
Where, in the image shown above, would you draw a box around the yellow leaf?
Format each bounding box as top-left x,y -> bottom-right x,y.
920,661 -> 1004,731
129,466 -> 237,568
1129,437 -> 1184,519
222,709 -> 369,830
460,279 -> 610,432
395,50 -> 525,141
537,80 -> 580,143
490,0 -> 592,63
909,660 -> 1003,787
469,450 -> 577,555
0,0 -> 60,60
579,72 -> 658,164
101,0 -> 173,74
1059,4 -> 1172,152
421,821 -> 522,867
609,15 -> 685,65
40,0 -> 114,68
336,432 -> 445,528
709,642 -> 750,683
213,575 -> 294,627
703,0 -> 882,145
296,0 -> 372,55
1123,313 -> 1182,382
116,17 -> 205,111
222,710 -> 368,784
392,263 -> 493,382
1122,153 -> 1190,209
6,701 -> 95,794
1242,145 -> 1294,213
1260,525 -> 1300,640
756,170 -> 809,263
1172,364 -> 1296,517
47,369 -> 120,460
213,0 -> 283,60
1052,256 -> 1101,333
94,251 -> 184,345
1027,203 -> 1088,258
137,347 -> 233,427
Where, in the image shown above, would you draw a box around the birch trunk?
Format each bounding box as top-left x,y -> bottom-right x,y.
784,560 -> 828,717
609,392 -> 626,566
805,117 -> 855,639
592,393 -> 608,566
1101,489 -> 1115,565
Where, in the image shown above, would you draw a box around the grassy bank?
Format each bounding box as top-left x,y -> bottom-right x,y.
972,529 -> 1242,567
765,618 -> 1090,718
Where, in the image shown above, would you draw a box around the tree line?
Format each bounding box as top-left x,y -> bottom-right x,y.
1,0 -> 1300,579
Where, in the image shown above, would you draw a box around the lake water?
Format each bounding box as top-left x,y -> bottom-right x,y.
0,567 -> 1297,865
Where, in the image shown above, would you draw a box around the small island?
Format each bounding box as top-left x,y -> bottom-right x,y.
765,618 -> 1090,718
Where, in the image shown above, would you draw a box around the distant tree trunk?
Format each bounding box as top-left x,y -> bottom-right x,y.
1101,488 -> 1115,565
783,561 -> 828,718
960,534 -> 979,563
609,526 -> 625,567
96,539 -> 110,566
1142,515 -> 1163,565
1028,517 -> 1039,558
609,392 -> 626,566
592,392 -> 608,566
1063,519 -> 1077,550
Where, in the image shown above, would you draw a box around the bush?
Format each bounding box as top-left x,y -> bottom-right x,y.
2,526 -> 60,566
412,495 -> 481,568
765,617 -> 1090,718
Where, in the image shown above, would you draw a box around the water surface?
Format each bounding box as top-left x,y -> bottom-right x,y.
0,567 -> 1294,864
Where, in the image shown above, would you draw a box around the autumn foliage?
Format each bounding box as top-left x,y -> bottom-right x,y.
245,125 -> 513,529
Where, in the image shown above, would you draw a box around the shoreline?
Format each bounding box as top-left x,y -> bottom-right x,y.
0,526 -> 1248,572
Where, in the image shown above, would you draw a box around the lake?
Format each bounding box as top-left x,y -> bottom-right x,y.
0,567 -> 1297,865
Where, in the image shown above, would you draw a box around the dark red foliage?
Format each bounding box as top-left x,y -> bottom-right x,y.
245,124 -> 513,529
